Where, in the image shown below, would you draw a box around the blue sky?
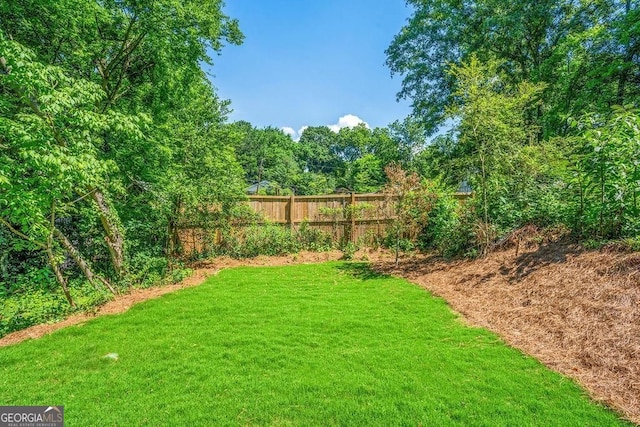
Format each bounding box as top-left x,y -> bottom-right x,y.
206,0 -> 413,139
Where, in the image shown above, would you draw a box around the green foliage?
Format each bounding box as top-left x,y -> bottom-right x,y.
570,107 -> 640,239
386,0 -> 640,254
217,224 -> 301,259
214,220 -> 337,259
347,154 -> 385,193
339,241 -> 359,260
295,172 -> 336,196
0,35 -> 125,241
439,203 -> 484,258
0,279 -> 111,338
382,235 -> 416,253
126,253 -> 169,288
0,32 -> 144,297
297,221 -> 333,252
297,126 -> 344,176
230,122 -> 301,193
416,188 -> 459,253
0,0 -> 247,301
386,0 -> 639,138
241,225 -> 301,258
295,124 -> 416,194
447,56 -> 544,238
382,164 -> 440,263
409,57 -> 572,257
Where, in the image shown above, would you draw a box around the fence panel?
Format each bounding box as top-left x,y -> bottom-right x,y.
179,192 -> 470,254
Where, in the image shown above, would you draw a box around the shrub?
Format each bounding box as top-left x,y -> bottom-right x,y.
297,221 -> 333,251
434,202 -> 480,258
127,253 -> 168,288
225,224 -> 301,259
339,241 -> 358,260
0,278 -> 111,338
417,188 -> 459,253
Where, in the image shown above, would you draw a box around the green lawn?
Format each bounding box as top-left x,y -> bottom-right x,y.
0,263 -> 629,426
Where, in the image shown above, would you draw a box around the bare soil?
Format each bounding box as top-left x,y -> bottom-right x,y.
1,243 -> 638,424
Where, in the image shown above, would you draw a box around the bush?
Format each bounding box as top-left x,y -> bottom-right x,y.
339,241 -> 358,260
417,190 -> 459,253
221,224 -> 301,259
432,202 -> 480,258
212,219 -> 335,259
127,252 -> 168,288
297,221 -> 333,251
382,235 -> 416,252
0,278 -> 111,338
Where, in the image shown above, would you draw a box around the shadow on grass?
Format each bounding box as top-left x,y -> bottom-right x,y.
335,262 -> 391,281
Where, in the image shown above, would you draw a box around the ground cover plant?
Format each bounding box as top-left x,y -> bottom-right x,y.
0,263 -> 628,426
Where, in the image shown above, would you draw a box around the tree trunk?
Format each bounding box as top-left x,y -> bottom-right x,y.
90,188 -> 126,278
45,241 -> 75,307
480,151 -> 490,255
53,228 -> 116,294
616,0 -> 633,105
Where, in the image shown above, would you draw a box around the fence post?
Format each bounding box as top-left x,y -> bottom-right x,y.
289,193 -> 295,231
350,192 -> 356,243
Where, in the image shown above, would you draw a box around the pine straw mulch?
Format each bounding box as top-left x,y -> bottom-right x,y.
376,237 -> 640,425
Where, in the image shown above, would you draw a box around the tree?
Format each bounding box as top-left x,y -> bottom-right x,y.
297,126 -> 344,176
383,164 -> 438,265
385,0 -> 638,138
570,106 -> 640,238
0,0 -> 245,296
230,123 -> 300,193
446,56 -> 544,253
387,117 -> 429,168
158,80 -> 246,258
0,35 -> 142,300
348,154 -> 385,193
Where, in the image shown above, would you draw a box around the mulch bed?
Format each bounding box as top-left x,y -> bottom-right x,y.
377,239 -> 640,425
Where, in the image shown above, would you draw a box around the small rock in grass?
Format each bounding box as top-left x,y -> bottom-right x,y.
103,352 -> 119,361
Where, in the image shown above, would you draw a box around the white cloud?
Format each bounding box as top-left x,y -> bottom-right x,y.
282,114 -> 368,142
328,114 -> 369,133
281,126 -> 296,138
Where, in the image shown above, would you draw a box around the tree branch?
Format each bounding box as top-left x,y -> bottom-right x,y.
0,217 -> 46,250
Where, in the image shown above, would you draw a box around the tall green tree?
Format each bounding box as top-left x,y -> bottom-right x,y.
446,56 -> 545,251
230,122 -> 300,194
386,0 -> 639,138
1,0 -> 244,291
0,35 -> 143,300
297,126 -> 344,175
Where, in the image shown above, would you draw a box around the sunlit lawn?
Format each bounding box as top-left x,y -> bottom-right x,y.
0,263 -> 629,426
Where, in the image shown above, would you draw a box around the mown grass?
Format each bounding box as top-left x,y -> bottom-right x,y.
0,263 -> 629,426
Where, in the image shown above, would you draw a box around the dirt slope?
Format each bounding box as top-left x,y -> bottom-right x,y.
377,240 -> 640,424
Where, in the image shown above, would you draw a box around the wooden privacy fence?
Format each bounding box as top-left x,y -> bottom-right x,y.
179,192 -> 470,254
248,193 -> 390,244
